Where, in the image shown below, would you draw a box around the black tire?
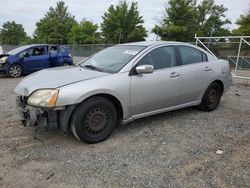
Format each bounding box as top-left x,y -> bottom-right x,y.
8,64 -> 23,78
199,82 -> 222,111
70,97 -> 118,144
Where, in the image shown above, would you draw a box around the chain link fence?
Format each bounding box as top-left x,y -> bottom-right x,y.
2,44 -> 114,64
2,44 -> 114,57
3,42 -> 250,76
195,38 -> 250,80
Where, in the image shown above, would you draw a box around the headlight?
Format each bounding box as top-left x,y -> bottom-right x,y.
27,89 -> 59,107
0,56 -> 8,64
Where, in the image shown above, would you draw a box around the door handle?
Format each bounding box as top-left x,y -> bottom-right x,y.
204,66 -> 212,71
170,72 -> 180,78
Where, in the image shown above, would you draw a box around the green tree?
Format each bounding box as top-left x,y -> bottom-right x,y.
233,13 -> 250,35
196,0 -> 231,37
34,1 -> 76,44
153,0 -> 231,41
153,0 -> 197,42
0,21 -> 27,45
68,19 -> 101,44
101,1 -> 147,43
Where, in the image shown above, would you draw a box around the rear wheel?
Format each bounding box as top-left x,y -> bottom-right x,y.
199,82 -> 222,111
70,97 -> 118,144
8,64 -> 22,78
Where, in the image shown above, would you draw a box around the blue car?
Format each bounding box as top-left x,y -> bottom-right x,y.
0,44 -> 73,77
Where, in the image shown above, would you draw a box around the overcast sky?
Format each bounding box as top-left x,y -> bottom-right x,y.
0,0 -> 249,40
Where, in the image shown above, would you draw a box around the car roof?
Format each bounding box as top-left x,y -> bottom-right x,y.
22,44 -> 63,48
119,41 -> 188,47
119,40 -> 217,59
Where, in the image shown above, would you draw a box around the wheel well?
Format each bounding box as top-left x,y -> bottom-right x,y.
212,80 -> 224,93
9,63 -> 22,68
7,63 -> 23,73
83,94 -> 123,120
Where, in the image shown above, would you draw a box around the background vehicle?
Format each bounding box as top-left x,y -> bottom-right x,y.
0,44 -> 73,77
15,41 -> 232,143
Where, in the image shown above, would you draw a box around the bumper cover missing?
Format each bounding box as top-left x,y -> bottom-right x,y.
16,96 -> 58,128
16,96 -> 76,133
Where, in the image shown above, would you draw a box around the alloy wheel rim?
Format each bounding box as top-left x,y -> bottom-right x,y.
9,66 -> 21,77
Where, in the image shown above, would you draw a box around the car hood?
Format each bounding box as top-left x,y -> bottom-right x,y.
15,66 -> 110,96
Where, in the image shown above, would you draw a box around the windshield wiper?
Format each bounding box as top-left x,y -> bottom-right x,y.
82,64 -> 104,72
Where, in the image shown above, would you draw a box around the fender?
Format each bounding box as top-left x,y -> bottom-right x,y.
74,89 -> 129,119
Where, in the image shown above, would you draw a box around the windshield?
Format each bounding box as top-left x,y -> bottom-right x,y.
80,45 -> 145,73
8,46 -> 29,55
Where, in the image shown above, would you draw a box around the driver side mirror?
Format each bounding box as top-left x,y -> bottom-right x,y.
136,65 -> 154,74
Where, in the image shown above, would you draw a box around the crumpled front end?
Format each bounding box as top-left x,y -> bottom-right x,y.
0,55 -> 10,76
16,95 -> 58,128
0,62 -> 8,76
16,95 -> 76,133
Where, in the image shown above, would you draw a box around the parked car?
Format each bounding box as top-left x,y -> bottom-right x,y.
0,44 -> 73,77
15,41 -> 232,143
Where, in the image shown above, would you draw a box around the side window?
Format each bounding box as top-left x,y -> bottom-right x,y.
202,52 -> 208,61
29,47 -> 46,57
179,46 -> 203,65
19,50 -> 29,58
50,46 -> 59,56
18,47 -> 46,58
137,46 -> 176,70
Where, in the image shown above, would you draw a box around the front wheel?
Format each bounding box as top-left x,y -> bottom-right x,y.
199,82 -> 222,111
70,97 -> 118,144
8,64 -> 23,78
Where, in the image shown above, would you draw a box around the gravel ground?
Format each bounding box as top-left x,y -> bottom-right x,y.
0,77 -> 249,188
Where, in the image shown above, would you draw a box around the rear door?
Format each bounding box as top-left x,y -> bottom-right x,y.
177,45 -> 213,104
130,46 -> 182,116
22,46 -> 49,72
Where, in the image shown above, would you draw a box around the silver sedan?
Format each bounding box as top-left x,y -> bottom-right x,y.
15,41 -> 232,143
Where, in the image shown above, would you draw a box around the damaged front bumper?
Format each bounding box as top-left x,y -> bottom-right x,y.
16,96 -> 76,133
0,63 -> 7,76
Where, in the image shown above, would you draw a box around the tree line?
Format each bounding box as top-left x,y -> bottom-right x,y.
0,0 -> 249,45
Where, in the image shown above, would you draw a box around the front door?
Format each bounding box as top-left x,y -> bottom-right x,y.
130,46 -> 181,116
22,46 -> 49,72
